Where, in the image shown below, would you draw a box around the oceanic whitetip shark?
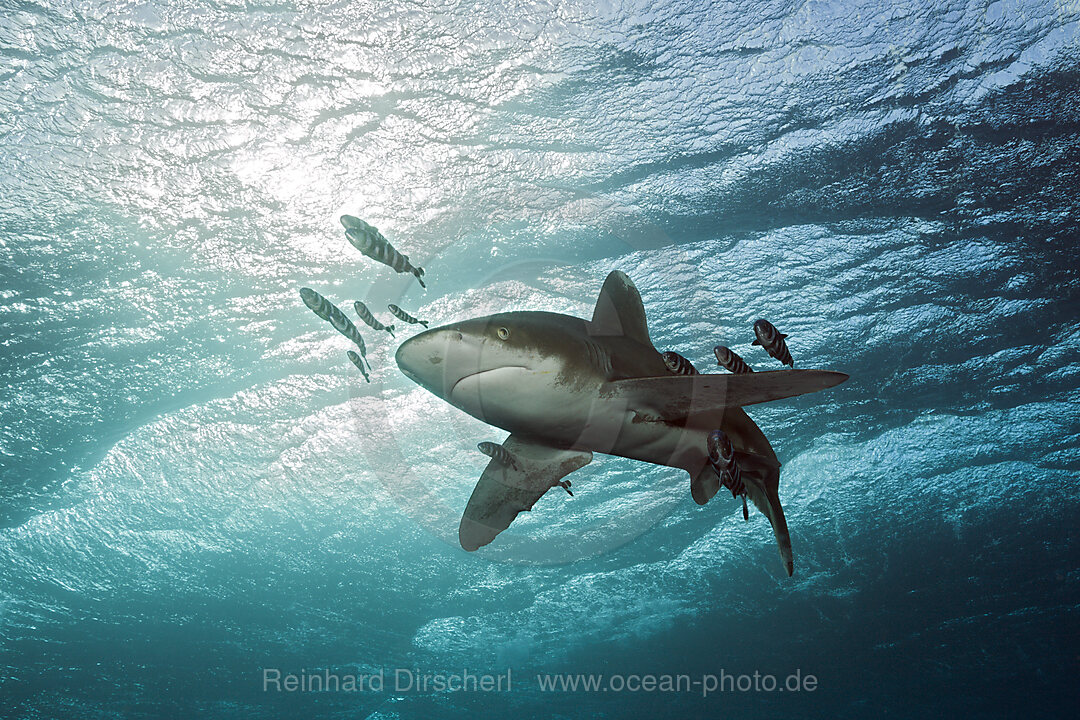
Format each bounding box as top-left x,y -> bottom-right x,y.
394,271 -> 847,575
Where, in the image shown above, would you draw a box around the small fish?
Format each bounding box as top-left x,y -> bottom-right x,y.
342,216 -> 426,289
751,319 -> 793,367
353,300 -> 396,338
477,441 -> 519,470
327,303 -> 368,354
713,345 -> 754,374
707,429 -> 745,499
300,287 -> 369,353
388,304 -> 428,328
662,351 -> 698,375
299,287 -> 334,322
346,350 -> 371,383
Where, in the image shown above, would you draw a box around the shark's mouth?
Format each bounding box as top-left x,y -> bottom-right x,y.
449,366 -> 529,399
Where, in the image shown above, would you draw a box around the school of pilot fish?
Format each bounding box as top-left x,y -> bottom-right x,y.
298,215 -> 429,382
652,320 -> 799,521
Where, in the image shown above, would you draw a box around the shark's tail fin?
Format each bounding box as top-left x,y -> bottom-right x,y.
690,452 -> 793,576
741,454 -> 793,576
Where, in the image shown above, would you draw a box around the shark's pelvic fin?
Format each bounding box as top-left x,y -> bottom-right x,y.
601,369 -> 848,418
589,270 -> 654,347
459,435 -> 593,551
691,463 -> 720,506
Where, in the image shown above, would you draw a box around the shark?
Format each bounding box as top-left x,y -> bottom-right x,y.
394,271 -> 847,575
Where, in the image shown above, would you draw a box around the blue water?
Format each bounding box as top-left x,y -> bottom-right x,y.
2,0 -> 1078,717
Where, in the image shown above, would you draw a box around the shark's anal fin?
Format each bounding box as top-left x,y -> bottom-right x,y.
601,369 -> 848,419
459,435 -> 593,551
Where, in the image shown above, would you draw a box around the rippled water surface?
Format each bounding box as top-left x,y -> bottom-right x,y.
1,0 -> 1078,717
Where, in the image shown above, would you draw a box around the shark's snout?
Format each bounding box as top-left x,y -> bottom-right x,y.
395,325 -> 478,398
396,328 -> 442,386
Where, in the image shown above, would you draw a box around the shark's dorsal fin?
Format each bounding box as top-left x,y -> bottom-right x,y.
590,270 -> 653,346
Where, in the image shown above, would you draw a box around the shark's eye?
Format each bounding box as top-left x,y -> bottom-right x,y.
497,327 -> 510,340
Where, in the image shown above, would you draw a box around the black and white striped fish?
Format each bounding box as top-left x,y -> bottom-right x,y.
346,350 -> 371,383
707,429 -> 748,519
662,351 -> 698,375
751,318 -> 793,367
299,287 -> 334,322
353,300 -> 395,338
713,345 -> 754,374
300,287 -> 369,353
477,441 -> 519,469
388,304 -> 428,328
327,302 -> 368,354
342,215 -> 426,289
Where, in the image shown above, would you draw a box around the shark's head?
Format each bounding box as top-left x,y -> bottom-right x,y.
395,311 -> 602,432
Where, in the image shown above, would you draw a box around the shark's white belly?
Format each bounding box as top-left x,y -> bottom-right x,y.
449,367 -> 603,439
451,368 -> 707,473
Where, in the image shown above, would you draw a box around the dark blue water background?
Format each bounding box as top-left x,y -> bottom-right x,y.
1,0 -> 1078,717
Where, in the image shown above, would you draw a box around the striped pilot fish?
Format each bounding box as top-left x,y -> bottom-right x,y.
713,345 -> 754,374
751,318 -> 793,367
661,351 -> 698,375
327,302 -> 368,355
353,300 -> 396,338
299,287 -> 368,353
341,215 -> 426,289
346,350 -> 371,383
477,441 -> 519,470
299,287 -> 334,322
388,304 -> 428,328
707,429 -> 749,521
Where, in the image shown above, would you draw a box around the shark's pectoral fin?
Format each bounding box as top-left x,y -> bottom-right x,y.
738,452 -> 794,577
601,370 -> 847,418
459,435 -> 593,551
